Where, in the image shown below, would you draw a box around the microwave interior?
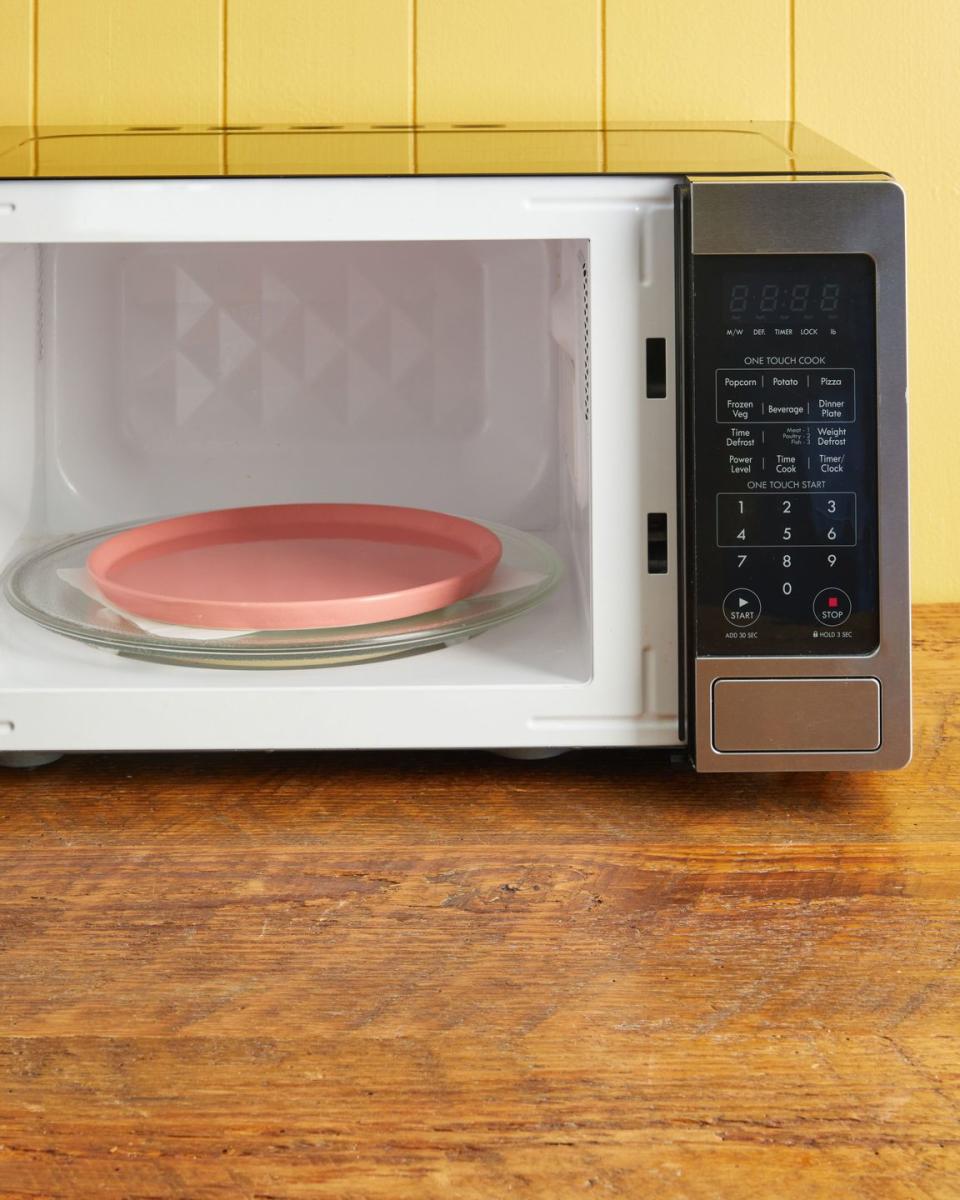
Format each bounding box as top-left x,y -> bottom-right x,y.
0,236 -> 599,692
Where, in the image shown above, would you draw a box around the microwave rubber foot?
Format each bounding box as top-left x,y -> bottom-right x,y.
490,747 -> 572,761
0,751 -> 64,769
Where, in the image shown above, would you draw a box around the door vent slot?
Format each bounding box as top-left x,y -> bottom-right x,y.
646,337 -> 667,398
647,513 -> 668,573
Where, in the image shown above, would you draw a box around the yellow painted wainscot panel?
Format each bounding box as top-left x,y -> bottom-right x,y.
796,0 -> 960,603
416,0 -> 601,125
37,0 -> 222,127
0,0 -> 32,128
226,0 -> 414,128
606,0 -> 790,121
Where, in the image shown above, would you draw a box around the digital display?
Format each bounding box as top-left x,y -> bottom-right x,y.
724,278 -> 843,323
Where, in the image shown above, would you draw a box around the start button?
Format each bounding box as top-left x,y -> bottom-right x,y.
722,588 -> 761,627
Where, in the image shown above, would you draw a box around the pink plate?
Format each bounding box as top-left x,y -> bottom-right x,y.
86,503 -> 502,630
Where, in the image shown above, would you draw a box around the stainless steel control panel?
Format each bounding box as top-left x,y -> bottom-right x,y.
682,179 -> 911,772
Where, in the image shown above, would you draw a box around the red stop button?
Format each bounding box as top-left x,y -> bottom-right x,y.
813,587 -> 852,627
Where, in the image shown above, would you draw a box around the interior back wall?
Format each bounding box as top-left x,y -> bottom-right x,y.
0,0 -> 953,601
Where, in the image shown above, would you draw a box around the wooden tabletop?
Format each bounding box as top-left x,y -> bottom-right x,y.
1,605 -> 958,1199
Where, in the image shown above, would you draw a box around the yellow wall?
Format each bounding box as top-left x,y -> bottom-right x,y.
0,1 -> 952,600
794,1 -> 960,604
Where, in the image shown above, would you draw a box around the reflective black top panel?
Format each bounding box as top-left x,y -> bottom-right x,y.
0,122 -> 877,179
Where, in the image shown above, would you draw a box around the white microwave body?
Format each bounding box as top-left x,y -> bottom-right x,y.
0,129 -> 910,771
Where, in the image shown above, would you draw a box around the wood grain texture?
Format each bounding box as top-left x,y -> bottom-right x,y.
0,604 -> 958,1198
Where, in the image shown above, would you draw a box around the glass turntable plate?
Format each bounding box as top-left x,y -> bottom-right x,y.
2,518 -> 562,669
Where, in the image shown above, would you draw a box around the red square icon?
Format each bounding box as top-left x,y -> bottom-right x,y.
828,596 -> 839,608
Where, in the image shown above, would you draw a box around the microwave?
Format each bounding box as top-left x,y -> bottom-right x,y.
0,122 -> 910,772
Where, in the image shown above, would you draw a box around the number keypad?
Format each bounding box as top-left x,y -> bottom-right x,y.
716,492 -> 856,547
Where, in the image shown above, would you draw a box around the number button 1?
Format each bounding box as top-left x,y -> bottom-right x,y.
717,495 -> 759,547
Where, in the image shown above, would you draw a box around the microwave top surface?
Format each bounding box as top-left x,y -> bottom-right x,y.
0,121 -> 877,180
